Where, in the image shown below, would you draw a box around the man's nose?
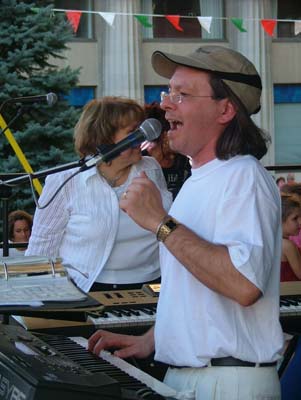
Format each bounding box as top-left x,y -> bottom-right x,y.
160,96 -> 175,111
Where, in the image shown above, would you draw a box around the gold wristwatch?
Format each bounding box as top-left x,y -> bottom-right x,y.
156,215 -> 180,243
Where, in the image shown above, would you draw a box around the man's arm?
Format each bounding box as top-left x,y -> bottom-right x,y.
162,224 -> 261,306
120,173 -> 261,307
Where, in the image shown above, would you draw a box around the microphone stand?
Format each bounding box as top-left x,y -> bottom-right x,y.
0,105 -> 87,256
0,105 -> 30,256
1,158 -> 86,186
0,157 -> 87,257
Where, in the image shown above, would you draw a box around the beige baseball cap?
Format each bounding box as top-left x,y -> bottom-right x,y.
152,45 -> 262,115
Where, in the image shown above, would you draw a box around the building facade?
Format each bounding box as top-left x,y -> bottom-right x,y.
54,0 -> 301,169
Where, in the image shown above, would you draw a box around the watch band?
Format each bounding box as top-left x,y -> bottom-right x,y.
156,215 -> 180,243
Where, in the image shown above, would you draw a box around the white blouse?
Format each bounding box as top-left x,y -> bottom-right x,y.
26,157 -> 172,292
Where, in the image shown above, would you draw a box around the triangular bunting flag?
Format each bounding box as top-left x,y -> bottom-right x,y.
66,11 -> 82,33
261,19 -> 276,36
165,15 -> 184,32
98,12 -> 115,27
231,18 -> 247,32
134,15 -> 152,28
197,16 -> 212,33
295,21 -> 301,36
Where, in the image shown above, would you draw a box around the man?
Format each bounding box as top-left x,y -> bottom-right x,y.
88,46 -> 284,399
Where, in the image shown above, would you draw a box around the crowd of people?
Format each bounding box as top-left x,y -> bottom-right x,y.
4,44 -> 301,399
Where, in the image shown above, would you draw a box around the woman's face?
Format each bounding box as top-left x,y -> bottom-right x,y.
112,122 -> 142,166
12,219 -> 31,242
282,208 -> 301,238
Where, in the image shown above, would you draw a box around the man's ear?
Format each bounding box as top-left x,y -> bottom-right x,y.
217,99 -> 237,125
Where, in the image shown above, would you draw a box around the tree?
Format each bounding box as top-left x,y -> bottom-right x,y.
0,0 -> 81,217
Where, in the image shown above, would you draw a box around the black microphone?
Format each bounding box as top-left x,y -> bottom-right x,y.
81,118 -> 162,171
5,92 -> 58,106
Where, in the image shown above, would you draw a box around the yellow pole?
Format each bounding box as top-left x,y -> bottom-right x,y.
0,114 -> 43,194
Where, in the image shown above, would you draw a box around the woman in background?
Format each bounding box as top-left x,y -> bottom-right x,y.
281,193 -> 301,281
26,97 -> 172,292
142,101 -> 191,199
1,210 -> 33,256
281,183 -> 301,249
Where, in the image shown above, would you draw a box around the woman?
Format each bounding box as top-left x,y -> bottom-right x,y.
281,183 -> 301,249
26,97 -> 172,292
4,210 -> 33,256
281,193 -> 301,281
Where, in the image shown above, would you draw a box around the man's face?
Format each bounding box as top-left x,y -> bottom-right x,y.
161,66 -> 227,167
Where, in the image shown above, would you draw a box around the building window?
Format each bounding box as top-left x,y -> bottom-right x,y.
141,0 -> 224,40
274,85 -> 301,164
277,0 -> 301,38
54,0 -> 93,39
65,87 -> 95,107
144,86 -> 168,105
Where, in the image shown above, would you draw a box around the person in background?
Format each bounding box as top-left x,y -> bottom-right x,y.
26,97 -> 172,292
276,176 -> 286,189
281,193 -> 301,281
281,183 -> 301,249
142,101 -> 191,199
88,46 -> 284,399
287,172 -> 296,185
2,210 -> 33,256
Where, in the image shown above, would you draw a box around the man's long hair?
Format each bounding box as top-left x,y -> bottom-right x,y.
210,75 -> 270,160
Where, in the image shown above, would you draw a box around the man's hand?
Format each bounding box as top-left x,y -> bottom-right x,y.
120,172 -> 166,233
88,328 -> 155,359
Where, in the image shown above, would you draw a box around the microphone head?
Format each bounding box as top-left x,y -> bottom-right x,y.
46,92 -> 58,106
140,118 -> 162,141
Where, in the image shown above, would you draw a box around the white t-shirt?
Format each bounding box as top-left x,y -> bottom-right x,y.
0,242 -> 26,257
155,155 -> 284,367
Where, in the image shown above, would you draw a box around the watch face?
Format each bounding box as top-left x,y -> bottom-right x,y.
166,219 -> 177,230
157,216 -> 179,242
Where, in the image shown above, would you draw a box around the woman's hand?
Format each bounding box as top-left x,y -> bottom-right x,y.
88,327 -> 155,359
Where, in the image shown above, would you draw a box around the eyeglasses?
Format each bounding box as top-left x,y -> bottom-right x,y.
160,91 -> 213,104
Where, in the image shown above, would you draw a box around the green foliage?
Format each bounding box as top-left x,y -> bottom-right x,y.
0,0 -> 81,219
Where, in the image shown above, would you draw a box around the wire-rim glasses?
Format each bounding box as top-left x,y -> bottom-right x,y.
160,91 -> 213,104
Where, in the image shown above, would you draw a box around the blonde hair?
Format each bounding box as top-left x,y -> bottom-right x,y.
74,97 -> 145,157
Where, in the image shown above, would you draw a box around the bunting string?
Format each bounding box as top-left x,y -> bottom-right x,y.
48,8 -> 301,37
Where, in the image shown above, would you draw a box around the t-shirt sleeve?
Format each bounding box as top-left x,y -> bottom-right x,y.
213,185 -> 280,293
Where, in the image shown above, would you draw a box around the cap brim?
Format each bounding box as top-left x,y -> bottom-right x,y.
152,51 -> 215,79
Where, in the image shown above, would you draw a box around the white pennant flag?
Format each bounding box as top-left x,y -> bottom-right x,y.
295,21 -> 301,36
99,12 -> 116,27
197,16 -> 212,33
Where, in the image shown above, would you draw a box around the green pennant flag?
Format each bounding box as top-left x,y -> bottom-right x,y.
134,15 -> 152,28
231,18 -> 247,32
31,7 -> 39,13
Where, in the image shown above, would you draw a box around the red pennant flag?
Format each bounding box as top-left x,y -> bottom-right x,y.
261,19 -> 276,37
165,15 -> 184,32
66,11 -> 82,33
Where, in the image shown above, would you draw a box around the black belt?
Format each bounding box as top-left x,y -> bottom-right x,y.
210,357 -> 277,367
90,277 -> 161,292
170,356 -> 277,368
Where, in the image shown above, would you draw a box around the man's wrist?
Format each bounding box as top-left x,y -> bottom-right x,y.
156,215 -> 180,243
